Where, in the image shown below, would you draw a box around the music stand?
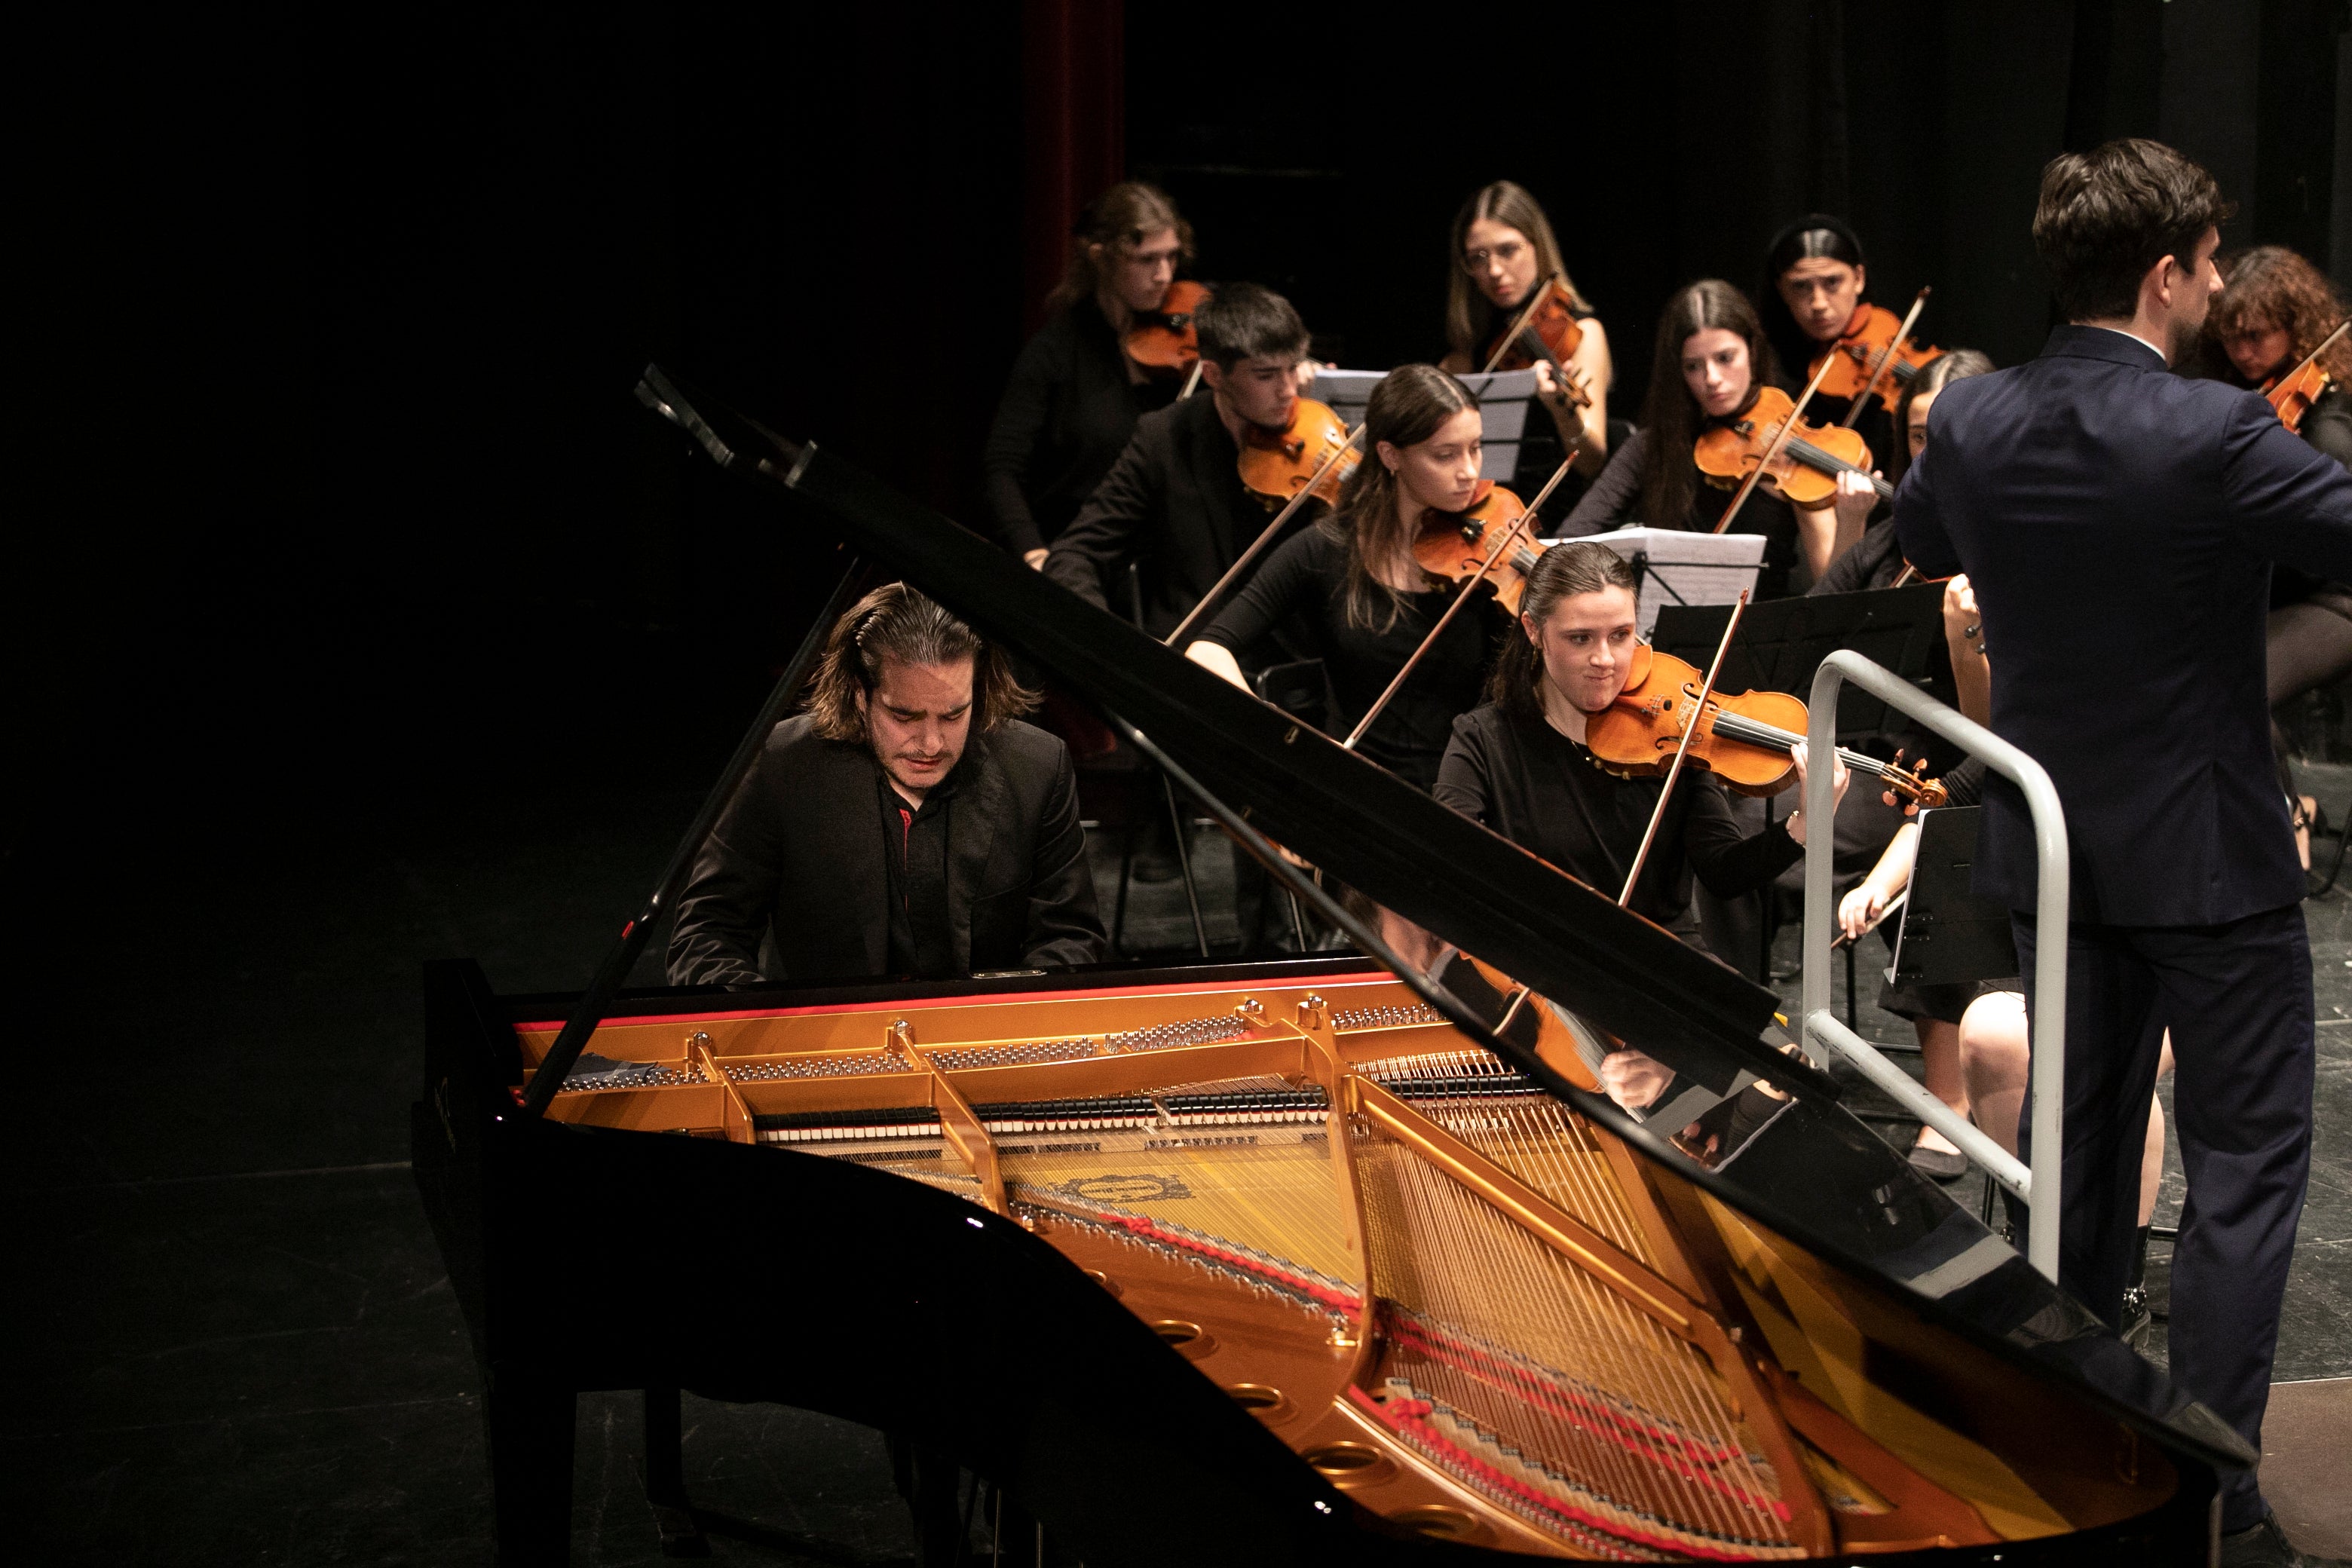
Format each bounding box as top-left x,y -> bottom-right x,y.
1652,582 -> 1956,746
1889,806 -> 2020,986
1312,369 -> 1540,481
1561,526 -> 1769,637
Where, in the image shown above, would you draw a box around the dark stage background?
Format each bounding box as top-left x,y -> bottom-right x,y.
11,2 -> 2352,1558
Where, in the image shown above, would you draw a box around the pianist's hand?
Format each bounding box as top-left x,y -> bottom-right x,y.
1598,1049 -> 1672,1113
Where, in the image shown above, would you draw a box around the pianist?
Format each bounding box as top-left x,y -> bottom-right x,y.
666,583 -> 1105,985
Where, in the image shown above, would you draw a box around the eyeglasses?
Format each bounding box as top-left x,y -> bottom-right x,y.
1460,240 -> 1528,274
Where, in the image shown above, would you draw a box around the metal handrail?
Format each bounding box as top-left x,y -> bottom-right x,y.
1802,651 -> 2070,1282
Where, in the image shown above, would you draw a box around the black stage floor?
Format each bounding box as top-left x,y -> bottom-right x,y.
13,739 -> 2350,1563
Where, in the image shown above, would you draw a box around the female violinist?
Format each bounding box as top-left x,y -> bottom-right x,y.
1185,365 -> 1501,790
1433,541 -> 1847,948
982,182 -> 1195,568
1756,213 -> 1931,450
2206,245 -> 2352,867
1562,281 -> 1877,596
1810,349 -> 1995,594
1436,182 -> 1612,524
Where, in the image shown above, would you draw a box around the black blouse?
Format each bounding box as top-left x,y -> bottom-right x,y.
1557,426 -> 1805,599
981,302 -> 1175,556
1809,511 -> 1904,596
1200,523 -> 1496,791
1434,703 -> 1802,930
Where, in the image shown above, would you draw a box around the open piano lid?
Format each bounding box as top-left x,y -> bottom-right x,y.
632,366 -> 2252,1480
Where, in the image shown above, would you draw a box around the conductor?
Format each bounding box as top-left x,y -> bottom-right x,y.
1894,139 -> 2352,1566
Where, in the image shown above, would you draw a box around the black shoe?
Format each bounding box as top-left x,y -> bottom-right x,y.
1906,1141 -> 1968,1181
2117,1283 -> 2153,1352
2219,1511 -> 2350,1567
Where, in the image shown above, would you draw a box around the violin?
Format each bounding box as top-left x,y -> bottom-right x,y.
2262,320 -> 2349,435
1586,645 -> 1947,807
1124,279 -> 1210,378
1694,385 -> 1892,511
1809,301 -> 1943,412
1481,277 -> 1592,409
1411,482 -> 1546,614
1238,397 -> 1359,507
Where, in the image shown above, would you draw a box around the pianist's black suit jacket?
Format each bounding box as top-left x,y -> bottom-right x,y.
1895,325 -> 2352,925
665,716 -> 1104,987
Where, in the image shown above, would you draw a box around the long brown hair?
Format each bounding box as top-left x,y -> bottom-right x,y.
1636,281 -> 1781,530
804,583 -> 1037,743
1327,364 -> 1479,631
1486,543 -> 1638,725
1443,181 -> 1591,364
2206,246 -> 2352,385
1045,182 -> 1196,314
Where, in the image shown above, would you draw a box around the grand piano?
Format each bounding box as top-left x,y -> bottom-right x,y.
411,369 -> 2252,1564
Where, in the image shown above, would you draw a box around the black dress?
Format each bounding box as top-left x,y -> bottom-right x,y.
1433,703 -> 1802,938
1558,424 -> 1806,599
982,302 -> 1176,556
1199,523 -> 1496,791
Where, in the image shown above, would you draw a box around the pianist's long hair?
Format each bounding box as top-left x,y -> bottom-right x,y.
804,583 -> 1038,743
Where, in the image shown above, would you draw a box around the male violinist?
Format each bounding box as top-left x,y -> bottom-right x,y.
1043,281 -> 1321,641
666,584 -> 1104,987
1894,139 -> 2352,1568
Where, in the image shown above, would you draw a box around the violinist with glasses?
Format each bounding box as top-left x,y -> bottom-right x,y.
983,182 -> 1196,570
1438,180 -> 1612,524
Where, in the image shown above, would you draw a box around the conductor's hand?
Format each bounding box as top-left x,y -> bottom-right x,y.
1598,1049 -> 1673,1113
1023,548 -> 1049,571
1839,883 -> 1887,941
1782,741 -> 1848,846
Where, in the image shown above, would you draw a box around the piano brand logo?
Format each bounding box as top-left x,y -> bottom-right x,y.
1058,1174 -> 1193,1203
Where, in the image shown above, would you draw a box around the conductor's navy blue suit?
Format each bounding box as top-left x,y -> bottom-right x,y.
1896,324 -> 2352,1530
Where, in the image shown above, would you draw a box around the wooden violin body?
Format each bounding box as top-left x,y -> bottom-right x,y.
1588,648 -> 1809,797
1693,385 -> 1888,510
1809,301 -> 1942,409
1484,278 -> 1591,409
2265,356 -> 2333,435
1411,482 -> 1547,614
1238,396 -> 1358,507
1588,647 -> 1949,806
1125,279 -> 1210,378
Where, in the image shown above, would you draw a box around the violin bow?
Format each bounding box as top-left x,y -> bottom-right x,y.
1479,271 -> 1563,375
1840,286 -> 1932,430
2274,319 -> 2350,391
1712,352 -> 1839,537
1165,416 -> 1365,648
1619,590 -> 1750,907
1340,457 -> 1578,751
1178,359 -> 1207,400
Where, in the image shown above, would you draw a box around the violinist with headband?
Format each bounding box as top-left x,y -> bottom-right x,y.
1185,364 -> 1498,792
1045,283 -> 1322,644
1437,181 -> 1613,524
1435,543 -> 1846,1116
1562,280 -> 1876,595
983,182 -> 1193,568
1894,139 -> 2352,1566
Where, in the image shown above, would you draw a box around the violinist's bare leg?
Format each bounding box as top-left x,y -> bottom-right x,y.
1913,1017 -> 1969,1157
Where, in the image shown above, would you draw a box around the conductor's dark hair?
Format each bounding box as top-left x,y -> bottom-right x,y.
1756,213 -> 1869,384
1194,281 -> 1309,369
804,583 -> 1037,743
1328,363 -> 1479,632
2033,139 -> 2231,323
1488,542 -> 1638,725
1889,348 -> 1995,479
1048,182 -> 1194,313
1637,280 -> 1781,533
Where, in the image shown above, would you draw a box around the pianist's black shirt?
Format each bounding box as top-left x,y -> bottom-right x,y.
879,772 -> 957,978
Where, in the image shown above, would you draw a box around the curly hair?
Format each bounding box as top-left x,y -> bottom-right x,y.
802,583 -> 1037,743
2207,246 -> 2352,385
